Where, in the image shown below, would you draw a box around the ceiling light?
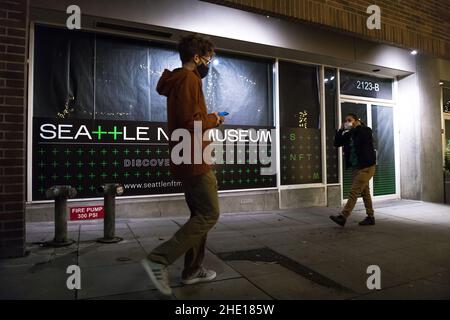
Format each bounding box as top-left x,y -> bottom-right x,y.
411,50 -> 418,55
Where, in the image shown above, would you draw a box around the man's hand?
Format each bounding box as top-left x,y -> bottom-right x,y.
213,112 -> 225,126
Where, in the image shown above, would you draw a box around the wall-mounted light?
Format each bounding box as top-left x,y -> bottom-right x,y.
439,81 -> 445,86
410,50 -> 418,55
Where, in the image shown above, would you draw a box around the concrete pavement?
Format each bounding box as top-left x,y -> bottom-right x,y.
1,199 -> 450,300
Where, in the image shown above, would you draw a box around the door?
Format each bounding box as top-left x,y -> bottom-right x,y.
371,105 -> 396,196
340,101 -> 397,199
340,102 -> 368,199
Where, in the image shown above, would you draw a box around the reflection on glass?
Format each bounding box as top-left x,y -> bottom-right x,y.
95,35 -> 151,121
34,24 -> 273,127
148,46 -> 181,122
203,53 -> 273,126
33,25 -> 94,119
372,105 -> 396,196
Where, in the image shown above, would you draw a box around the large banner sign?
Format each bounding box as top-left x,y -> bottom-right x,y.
32,118 -> 276,201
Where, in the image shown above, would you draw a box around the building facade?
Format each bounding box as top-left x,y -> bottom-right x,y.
1,0 -> 450,258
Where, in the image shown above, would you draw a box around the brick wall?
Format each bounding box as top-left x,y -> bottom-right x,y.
0,0 -> 28,258
205,0 -> 450,60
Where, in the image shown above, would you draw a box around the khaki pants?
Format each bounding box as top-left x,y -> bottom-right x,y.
342,165 -> 376,218
148,170 -> 220,278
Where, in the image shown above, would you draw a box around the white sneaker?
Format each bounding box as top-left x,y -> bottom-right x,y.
140,258 -> 172,296
182,267 -> 217,285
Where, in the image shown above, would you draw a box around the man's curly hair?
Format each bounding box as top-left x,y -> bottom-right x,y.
178,34 -> 214,64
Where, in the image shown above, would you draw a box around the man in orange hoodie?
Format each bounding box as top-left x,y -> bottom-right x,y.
141,34 -> 224,296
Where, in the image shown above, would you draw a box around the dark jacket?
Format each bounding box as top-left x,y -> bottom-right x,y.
334,125 -> 376,170
157,67 -> 219,179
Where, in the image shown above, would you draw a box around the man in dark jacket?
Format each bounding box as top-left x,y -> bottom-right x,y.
141,34 -> 224,296
330,113 -> 377,227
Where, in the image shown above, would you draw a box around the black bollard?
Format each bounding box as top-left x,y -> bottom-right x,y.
45,185 -> 77,247
97,184 -> 124,243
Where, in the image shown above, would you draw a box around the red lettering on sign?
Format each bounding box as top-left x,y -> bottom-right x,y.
70,206 -> 104,220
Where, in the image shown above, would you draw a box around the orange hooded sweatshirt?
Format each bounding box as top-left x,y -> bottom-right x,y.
156,67 -> 218,179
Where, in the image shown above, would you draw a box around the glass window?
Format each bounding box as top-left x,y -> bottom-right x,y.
279,61 -> 322,185
35,24 -> 274,126
148,45 -> 180,122
94,35 -> 151,121
443,87 -> 450,114
31,25 -> 275,200
204,53 -> 273,126
325,68 -> 339,183
372,105 -> 396,196
33,25 -> 95,119
446,120 -> 450,144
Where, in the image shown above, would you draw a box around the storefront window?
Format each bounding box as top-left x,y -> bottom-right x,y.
33,25 -> 95,119
325,68 -> 339,183
31,25 -> 275,200
204,53 -> 273,126
279,61 -> 322,185
95,35 -> 153,121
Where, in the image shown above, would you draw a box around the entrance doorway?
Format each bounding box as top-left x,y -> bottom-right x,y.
340,101 -> 398,200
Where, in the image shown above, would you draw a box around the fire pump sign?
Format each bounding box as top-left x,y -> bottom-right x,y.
70,206 -> 104,221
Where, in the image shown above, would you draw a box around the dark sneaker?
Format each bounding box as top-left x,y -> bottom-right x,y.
182,267 -> 217,285
141,258 -> 172,296
359,216 -> 375,226
330,214 -> 347,227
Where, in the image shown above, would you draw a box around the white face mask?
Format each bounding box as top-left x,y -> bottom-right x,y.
344,122 -> 353,130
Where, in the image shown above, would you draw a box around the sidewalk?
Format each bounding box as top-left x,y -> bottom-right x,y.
1,199 -> 450,300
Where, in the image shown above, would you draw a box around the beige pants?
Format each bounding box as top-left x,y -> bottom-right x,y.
148,170 -> 220,278
342,165 -> 376,218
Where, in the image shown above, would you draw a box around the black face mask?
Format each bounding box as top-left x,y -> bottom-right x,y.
197,62 -> 210,79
